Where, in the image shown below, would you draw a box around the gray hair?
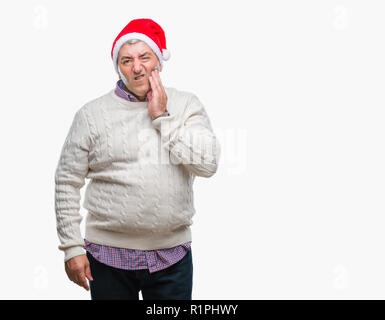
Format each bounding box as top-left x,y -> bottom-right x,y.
124,39 -> 142,45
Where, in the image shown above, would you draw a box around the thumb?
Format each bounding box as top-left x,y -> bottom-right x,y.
147,90 -> 153,100
85,263 -> 93,281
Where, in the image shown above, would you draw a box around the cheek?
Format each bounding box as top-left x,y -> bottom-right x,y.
119,65 -> 130,75
147,61 -> 157,69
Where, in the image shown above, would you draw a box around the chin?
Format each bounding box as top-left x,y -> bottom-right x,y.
130,87 -> 149,99
137,86 -> 150,94
129,83 -> 146,90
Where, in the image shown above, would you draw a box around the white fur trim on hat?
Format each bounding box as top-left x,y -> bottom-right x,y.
112,32 -> 170,74
162,49 -> 170,61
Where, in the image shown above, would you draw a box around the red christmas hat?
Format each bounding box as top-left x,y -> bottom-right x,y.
111,18 -> 170,74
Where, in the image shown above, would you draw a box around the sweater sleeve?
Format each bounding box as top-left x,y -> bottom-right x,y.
54,109 -> 91,262
151,94 -> 220,177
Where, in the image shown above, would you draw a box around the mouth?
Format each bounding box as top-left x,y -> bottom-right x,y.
134,74 -> 145,81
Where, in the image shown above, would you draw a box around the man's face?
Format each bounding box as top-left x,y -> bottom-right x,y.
117,41 -> 162,101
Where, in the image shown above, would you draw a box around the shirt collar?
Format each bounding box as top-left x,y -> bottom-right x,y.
115,79 -> 149,102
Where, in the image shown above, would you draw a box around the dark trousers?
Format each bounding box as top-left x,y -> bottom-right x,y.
86,249 -> 193,300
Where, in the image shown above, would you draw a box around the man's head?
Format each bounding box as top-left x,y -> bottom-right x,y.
111,18 -> 170,78
117,39 -> 162,101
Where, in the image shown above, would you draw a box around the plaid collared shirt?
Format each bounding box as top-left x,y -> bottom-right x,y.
83,80 -> 191,273
84,239 -> 192,273
114,79 -> 149,102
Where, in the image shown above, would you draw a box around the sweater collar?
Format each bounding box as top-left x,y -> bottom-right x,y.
114,80 -> 149,102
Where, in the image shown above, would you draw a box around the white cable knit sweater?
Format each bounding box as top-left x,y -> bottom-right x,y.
54,86 -> 220,262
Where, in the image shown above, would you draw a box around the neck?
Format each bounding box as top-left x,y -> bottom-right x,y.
122,83 -> 147,101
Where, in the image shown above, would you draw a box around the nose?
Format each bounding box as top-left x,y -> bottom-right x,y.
132,60 -> 143,74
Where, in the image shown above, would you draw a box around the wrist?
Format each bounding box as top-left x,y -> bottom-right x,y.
152,109 -> 169,120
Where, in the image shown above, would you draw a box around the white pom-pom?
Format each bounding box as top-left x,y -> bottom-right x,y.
162,49 -> 171,61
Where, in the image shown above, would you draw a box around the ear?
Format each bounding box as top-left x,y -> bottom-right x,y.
117,63 -> 122,79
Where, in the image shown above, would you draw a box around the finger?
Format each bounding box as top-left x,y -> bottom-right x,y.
150,70 -> 161,91
83,279 -> 90,291
66,269 -> 77,284
149,77 -> 161,98
77,273 -> 90,291
154,69 -> 165,88
153,70 -> 167,97
85,264 -> 93,282
149,75 -> 157,93
155,71 -> 165,92
148,75 -> 157,93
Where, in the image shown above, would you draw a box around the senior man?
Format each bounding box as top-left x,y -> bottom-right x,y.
54,18 -> 220,300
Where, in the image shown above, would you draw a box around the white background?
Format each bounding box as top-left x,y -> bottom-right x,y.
0,0 -> 384,299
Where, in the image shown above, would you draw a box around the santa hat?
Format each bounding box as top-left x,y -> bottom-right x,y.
111,18 -> 171,74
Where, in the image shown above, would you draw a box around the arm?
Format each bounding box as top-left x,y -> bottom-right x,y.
151,94 -> 221,177
54,109 -> 91,262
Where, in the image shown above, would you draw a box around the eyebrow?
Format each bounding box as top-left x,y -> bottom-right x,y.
120,52 -> 152,60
